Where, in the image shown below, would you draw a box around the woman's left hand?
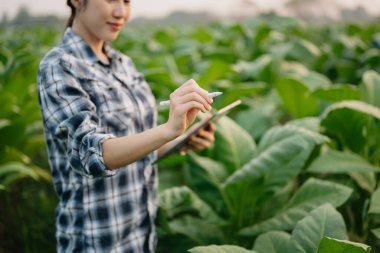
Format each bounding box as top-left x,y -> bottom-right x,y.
181,122 -> 215,152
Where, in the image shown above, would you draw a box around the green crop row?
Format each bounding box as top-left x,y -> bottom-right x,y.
0,16 -> 379,252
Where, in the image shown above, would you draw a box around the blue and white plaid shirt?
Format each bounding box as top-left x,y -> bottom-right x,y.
37,28 -> 158,253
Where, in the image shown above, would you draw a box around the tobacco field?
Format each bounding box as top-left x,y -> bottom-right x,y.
1,16 -> 380,252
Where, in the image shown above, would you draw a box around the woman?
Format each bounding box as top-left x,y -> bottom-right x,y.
37,0 -> 215,252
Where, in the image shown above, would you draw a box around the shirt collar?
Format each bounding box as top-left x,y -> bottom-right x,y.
62,28 -> 122,67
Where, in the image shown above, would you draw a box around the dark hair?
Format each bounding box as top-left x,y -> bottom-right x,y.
65,0 -> 88,28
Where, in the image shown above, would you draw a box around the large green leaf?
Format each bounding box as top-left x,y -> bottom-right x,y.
275,77 -> 319,118
253,231 -> 291,253
188,152 -> 228,186
159,186 -> 222,223
257,125 -> 327,153
321,101 -> 380,120
316,237 -> 371,253
236,101 -> 279,141
360,70 -> 380,108
214,81 -> 266,107
196,60 -> 232,88
188,245 -> 257,253
213,116 -> 256,173
169,216 -> 225,245
224,134 -> 308,189
307,150 -> 379,192
349,172 -> 377,193
320,100 -> 380,152
286,117 -> 320,133
240,178 -> 352,236
185,153 -> 228,212
307,150 -> 380,173
0,162 -> 50,187
287,204 -> 348,253
224,126 -> 327,189
287,39 -> 321,65
311,85 -> 361,102
232,55 -> 275,83
368,185 -> 380,215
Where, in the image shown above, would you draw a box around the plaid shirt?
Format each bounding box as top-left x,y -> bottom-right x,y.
37,28 -> 158,253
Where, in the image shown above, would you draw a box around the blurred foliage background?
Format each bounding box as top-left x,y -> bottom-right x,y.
1,4 -> 380,253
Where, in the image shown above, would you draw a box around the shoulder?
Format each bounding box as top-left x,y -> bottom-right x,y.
38,46 -> 95,86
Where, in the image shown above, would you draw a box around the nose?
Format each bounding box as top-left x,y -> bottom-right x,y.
113,2 -> 128,19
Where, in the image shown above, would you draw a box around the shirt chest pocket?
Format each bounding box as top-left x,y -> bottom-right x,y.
81,78 -> 136,135
60,57 -> 137,135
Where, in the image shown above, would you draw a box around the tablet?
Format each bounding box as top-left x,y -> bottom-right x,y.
153,99 -> 242,163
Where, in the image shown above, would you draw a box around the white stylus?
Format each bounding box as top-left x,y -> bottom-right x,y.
159,92 -> 223,106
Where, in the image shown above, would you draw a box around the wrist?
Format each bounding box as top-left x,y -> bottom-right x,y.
159,123 -> 180,142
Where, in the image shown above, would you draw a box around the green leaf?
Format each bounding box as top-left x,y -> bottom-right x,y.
0,162 -> 38,183
197,60 -> 232,88
214,116 -> 256,172
188,245 -> 257,253
316,237 -> 371,253
224,134 -> 309,189
286,117 -> 320,133
311,85 -> 361,102
287,204 -> 348,253
240,178 -> 352,236
257,125 -> 328,153
159,186 -> 222,223
275,77 -> 319,118
307,150 -> 380,173
169,216 -> 225,245
368,186 -> 380,215
307,150 -> 380,192
224,126 -> 327,189
253,231 -> 291,253
321,100 -> 380,152
349,172 -> 377,193
360,70 -> 380,108
233,55 -> 274,82
185,153 -> 228,209
216,82 -> 266,106
371,228 -> 380,239
288,39 -> 321,65
236,104 -> 277,140
321,100 -> 380,122
0,119 -> 11,130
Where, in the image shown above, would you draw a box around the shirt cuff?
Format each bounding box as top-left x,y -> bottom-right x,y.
79,133 -> 117,178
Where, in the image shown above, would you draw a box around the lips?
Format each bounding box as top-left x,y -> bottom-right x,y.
108,22 -> 123,30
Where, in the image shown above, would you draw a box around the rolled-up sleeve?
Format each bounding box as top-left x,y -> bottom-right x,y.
38,59 -> 116,178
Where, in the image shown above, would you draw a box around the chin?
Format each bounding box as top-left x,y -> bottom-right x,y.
105,33 -> 120,41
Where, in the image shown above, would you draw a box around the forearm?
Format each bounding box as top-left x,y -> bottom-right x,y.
102,123 -> 175,170
157,140 -> 175,158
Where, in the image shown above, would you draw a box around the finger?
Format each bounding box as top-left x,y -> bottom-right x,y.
190,135 -> 212,148
173,92 -> 212,111
196,130 -> 215,143
207,122 -> 215,132
175,101 -> 208,114
187,141 -> 204,151
197,125 -> 215,137
173,79 -> 212,104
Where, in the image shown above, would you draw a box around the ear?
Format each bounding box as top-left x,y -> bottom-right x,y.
69,0 -> 82,9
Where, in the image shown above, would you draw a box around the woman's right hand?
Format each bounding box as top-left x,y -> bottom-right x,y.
164,79 -> 213,140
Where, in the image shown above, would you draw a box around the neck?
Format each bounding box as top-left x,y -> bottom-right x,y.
71,22 -> 108,63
